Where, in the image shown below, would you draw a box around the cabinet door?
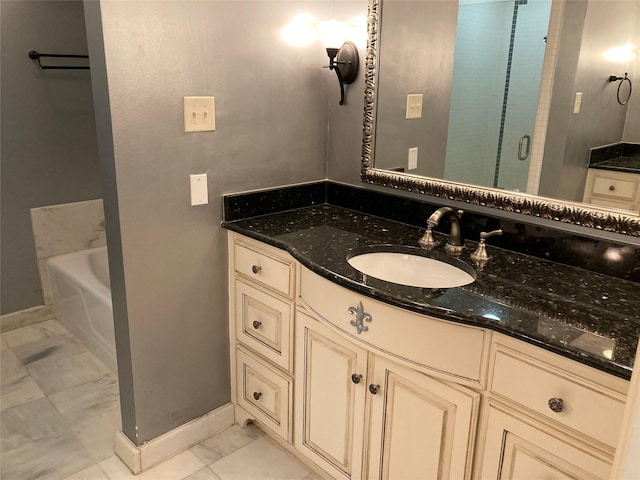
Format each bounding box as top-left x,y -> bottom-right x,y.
295,312 -> 368,480
480,404 -> 612,480
366,355 -> 480,480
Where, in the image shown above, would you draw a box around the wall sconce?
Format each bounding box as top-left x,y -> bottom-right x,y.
317,20 -> 359,106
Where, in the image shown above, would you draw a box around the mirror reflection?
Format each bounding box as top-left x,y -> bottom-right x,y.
373,0 -> 639,213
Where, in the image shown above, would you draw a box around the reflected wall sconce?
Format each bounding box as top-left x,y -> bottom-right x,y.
317,20 -> 360,106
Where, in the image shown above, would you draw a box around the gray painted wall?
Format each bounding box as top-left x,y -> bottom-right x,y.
623,88 -> 640,142
1,0 -> 102,314
85,0 -> 365,444
622,3 -> 640,143
373,0 -> 457,177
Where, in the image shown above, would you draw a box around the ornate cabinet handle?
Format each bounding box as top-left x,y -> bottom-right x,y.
351,374 -> 362,384
348,302 -> 372,334
251,265 -> 262,274
253,391 -> 262,401
369,384 -> 381,395
252,320 -> 262,329
548,397 -> 564,413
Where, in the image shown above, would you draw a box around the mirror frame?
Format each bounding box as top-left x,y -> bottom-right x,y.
361,0 -> 640,237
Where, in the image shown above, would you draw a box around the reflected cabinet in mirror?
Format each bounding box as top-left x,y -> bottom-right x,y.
361,0 -> 640,236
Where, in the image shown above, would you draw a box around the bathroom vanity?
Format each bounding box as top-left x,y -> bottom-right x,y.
583,143 -> 640,213
223,193 -> 636,480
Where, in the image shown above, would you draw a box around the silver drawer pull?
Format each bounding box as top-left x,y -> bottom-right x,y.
351,374 -> 362,384
548,397 -> 564,413
252,320 -> 262,329
251,265 -> 262,274
253,391 -> 262,401
369,384 -> 381,395
348,302 -> 372,334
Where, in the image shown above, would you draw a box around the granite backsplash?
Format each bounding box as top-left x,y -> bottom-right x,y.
224,181 -> 640,283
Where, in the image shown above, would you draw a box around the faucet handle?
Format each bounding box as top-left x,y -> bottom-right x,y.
479,229 -> 503,240
418,226 -> 437,249
471,229 -> 503,262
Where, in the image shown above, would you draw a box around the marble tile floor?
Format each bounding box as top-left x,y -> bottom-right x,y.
1,319 -> 321,480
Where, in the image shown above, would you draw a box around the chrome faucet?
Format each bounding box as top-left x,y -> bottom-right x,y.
418,207 -> 465,254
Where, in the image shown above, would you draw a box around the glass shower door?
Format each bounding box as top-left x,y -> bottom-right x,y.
497,0 -> 552,191
444,0 -> 552,192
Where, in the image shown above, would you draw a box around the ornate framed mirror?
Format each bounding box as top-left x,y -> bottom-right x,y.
361,0 -> 640,237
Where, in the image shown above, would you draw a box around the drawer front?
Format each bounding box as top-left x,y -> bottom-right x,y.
234,242 -> 294,297
588,197 -> 635,212
236,346 -> 292,442
300,268 -> 488,386
490,346 -> 626,447
592,175 -> 637,199
235,280 -> 293,372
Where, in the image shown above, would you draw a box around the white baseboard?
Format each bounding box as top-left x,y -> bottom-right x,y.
114,402 -> 235,474
0,305 -> 54,332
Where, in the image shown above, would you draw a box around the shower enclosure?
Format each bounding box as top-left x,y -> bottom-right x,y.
444,0 -> 553,192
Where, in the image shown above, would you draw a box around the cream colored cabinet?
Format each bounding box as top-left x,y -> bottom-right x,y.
299,268 -> 490,389
294,311 -> 368,480
227,233 -> 628,480
583,168 -> 640,213
477,335 -> 628,480
366,355 -> 480,480
228,233 -> 297,443
236,346 -> 293,441
480,401 -> 613,480
295,309 -> 480,480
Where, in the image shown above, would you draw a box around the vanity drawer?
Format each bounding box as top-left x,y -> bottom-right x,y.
588,197 -> 635,212
591,174 -> 637,200
299,268 -> 489,386
234,240 -> 295,298
235,279 -> 293,372
489,343 -> 626,448
236,346 -> 292,442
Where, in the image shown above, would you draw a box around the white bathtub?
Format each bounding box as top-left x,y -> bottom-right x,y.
47,246 -> 117,374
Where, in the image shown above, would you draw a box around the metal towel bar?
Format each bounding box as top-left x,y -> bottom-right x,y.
28,50 -> 89,70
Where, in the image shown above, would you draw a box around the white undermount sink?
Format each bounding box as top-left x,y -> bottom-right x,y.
347,249 -> 475,288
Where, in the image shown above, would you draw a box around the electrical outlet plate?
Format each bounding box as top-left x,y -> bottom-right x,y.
190,174 -> 208,206
408,147 -> 418,170
184,96 -> 215,132
573,92 -> 582,114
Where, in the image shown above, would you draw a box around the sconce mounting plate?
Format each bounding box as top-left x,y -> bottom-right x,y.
336,41 -> 359,84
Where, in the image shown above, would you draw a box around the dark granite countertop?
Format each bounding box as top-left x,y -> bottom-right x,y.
222,205 -> 639,380
589,142 -> 640,173
589,158 -> 640,173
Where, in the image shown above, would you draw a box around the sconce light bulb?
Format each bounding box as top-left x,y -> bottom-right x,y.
603,43 -> 635,63
317,20 -> 349,49
281,14 -> 317,47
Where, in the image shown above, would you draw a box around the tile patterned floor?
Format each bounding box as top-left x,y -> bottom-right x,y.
1,319 -> 321,480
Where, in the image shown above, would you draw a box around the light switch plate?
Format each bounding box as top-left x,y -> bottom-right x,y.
406,94 -> 423,119
184,96 -> 215,132
190,174 -> 208,206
